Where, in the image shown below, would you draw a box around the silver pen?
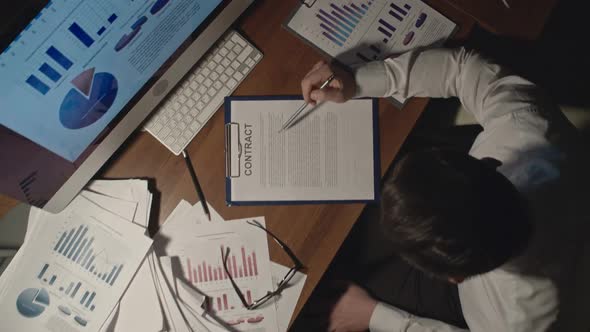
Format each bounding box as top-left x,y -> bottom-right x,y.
280,74 -> 336,132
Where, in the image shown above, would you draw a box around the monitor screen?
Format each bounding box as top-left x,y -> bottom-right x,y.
0,0 -> 229,207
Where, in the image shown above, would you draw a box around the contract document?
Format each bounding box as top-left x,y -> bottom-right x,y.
225,96 -> 380,205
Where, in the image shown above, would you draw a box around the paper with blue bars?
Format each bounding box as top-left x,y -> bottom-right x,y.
286,0 -> 457,105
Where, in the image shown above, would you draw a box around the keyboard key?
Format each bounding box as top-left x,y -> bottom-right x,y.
196,101 -> 205,110
228,78 -> 238,88
192,93 -> 201,102
183,129 -> 194,139
237,64 -> 248,73
254,53 -> 262,61
210,72 -> 219,81
214,81 -> 223,89
178,122 -> 187,131
234,72 -> 244,81
231,62 -> 240,70
215,65 -> 224,75
231,34 -> 246,46
178,95 -> 187,104
190,107 -> 200,117
171,143 -> 182,153
220,48 -> 229,57
207,61 -> 216,70
202,68 -> 211,76
234,45 -> 243,54
196,75 -> 205,83
176,136 -> 188,147
174,112 -> 183,122
159,127 -> 171,139
208,89 -> 216,97
198,86 -> 207,94
173,102 -> 181,110
169,130 -> 180,139
190,121 -> 202,132
190,81 -> 199,90
149,122 -> 163,134
226,41 -> 235,49
237,46 -> 253,62
183,89 -> 193,97
165,136 -> 175,146
221,58 -> 231,67
204,78 -> 213,87
220,74 -> 229,82
226,67 -> 235,76
203,95 -> 211,103
213,54 -> 223,63
228,52 -> 237,61
180,106 -> 189,114
187,99 -> 195,108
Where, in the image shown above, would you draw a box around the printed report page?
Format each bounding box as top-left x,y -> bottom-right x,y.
227,98 -> 377,203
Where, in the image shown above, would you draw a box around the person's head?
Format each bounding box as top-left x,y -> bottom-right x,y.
380,149 -> 532,283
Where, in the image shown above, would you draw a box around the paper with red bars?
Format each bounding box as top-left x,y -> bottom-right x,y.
154,215 -> 279,331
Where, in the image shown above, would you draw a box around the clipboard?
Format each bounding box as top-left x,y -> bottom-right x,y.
224,95 -> 381,206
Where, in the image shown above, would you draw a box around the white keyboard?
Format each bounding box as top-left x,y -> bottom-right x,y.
144,31 -> 262,155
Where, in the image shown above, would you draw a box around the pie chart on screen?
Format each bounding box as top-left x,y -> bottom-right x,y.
59,67 -> 118,129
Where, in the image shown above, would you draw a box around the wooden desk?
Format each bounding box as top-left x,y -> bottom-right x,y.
0,0 -> 474,325
444,0 -> 558,40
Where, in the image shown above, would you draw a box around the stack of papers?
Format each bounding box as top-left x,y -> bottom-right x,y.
0,182 -> 306,331
152,200 -> 307,332
0,180 -> 154,332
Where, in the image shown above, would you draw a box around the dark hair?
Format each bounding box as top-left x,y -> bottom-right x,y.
380,149 -> 532,279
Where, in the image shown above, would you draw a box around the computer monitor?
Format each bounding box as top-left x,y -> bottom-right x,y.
0,0 -> 254,212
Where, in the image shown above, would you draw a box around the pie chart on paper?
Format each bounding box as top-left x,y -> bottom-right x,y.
59,67 -> 118,129
16,288 -> 50,318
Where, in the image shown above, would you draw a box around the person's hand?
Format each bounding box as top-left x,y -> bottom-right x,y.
301,61 -> 356,105
328,283 -> 378,332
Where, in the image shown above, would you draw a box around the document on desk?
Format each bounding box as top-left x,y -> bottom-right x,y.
225,96 -> 380,205
285,0 -> 457,106
155,215 -> 279,331
0,194 -> 152,332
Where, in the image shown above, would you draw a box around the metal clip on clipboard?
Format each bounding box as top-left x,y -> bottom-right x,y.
299,0 -> 317,8
224,123 -> 242,178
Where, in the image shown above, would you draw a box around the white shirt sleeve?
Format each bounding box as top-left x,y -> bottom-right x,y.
370,302 -> 469,332
354,47 -> 546,128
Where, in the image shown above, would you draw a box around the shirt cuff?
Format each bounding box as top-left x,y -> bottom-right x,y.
354,61 -> 390,98
369,302 -> 412,332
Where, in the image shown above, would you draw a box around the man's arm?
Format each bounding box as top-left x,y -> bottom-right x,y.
355,47 -> 547,127
370,302 -> 469,332
326,283 -> 469,332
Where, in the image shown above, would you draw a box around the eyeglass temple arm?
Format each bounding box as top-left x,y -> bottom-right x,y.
221,247 -> 250,307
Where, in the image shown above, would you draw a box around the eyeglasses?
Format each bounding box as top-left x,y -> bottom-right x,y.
221,219 -> 304,310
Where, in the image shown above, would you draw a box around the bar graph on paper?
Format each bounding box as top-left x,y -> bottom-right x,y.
184,244 -> 260,285
52,224 -> 124,286
287,0 -> 457,66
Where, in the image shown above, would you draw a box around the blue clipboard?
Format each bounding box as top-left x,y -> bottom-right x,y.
224,95 -> 381,206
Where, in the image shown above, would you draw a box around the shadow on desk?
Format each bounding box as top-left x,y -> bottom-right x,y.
463,0 -> 590,110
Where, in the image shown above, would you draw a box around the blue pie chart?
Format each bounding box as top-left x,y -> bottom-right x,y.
16,288 -> 50,318
59,70 -> 118,129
